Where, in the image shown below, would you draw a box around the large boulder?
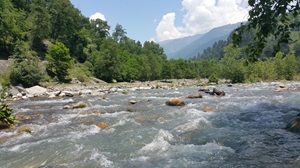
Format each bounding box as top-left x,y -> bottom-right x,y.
166,98 -> 185,106
25,86 -> 47,97
212,88 -> 225,96
285,117 -> 300,133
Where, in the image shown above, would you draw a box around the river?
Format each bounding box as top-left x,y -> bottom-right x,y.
1,82 -> 300,168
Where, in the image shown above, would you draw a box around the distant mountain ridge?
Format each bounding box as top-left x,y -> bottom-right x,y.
159,22 -> 242,59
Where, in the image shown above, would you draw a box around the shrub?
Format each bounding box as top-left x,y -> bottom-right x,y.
209,73 -> 219,84
10,59 -> 42,87
0,88 -> 14,125
46,42 -> 73,82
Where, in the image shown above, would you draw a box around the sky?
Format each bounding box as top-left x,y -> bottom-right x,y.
70,0 -> 249,43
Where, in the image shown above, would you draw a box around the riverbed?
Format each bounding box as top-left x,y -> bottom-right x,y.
1,82 -> 300,167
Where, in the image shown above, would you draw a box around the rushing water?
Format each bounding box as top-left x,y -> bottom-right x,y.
1,82 -> 300,168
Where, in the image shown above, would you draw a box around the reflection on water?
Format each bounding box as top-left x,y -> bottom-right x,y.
1,82 -> 300,167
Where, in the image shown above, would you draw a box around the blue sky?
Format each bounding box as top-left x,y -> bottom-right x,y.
70,0 -> 249,43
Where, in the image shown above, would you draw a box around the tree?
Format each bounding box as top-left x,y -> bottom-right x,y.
220,44 -> 245,83
233,0 -> 300,59
46,42 -> 73,82
112,24 -> 127,43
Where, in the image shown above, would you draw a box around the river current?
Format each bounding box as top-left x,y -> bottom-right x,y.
1,82 -> 300,168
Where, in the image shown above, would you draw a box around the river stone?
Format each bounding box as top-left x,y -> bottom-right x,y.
285,117 -> 300,133
187,93 -> 203,99
63,101 -> 88,109
166,98 -> 185,106
96,122 -> 107,129
213,88 -> 225,96
25,86 -> 47,96
129,100 -> 138,104
17,125 -> 32,134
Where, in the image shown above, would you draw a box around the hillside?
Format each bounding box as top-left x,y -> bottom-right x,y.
161,22 -> 242,59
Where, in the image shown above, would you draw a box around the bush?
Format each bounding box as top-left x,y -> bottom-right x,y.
209,73 -> 219,84
46,42 -> 73,82
10,59 -> 42,87
0,88 -> 14,125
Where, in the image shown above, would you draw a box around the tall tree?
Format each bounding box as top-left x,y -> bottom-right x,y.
0,0 -> 22,58
112,24 -> 127,43
46,42 -> 73,82
27,0 -> 51,53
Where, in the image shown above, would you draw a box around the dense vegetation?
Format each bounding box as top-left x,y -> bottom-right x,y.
0,0 -> 300,89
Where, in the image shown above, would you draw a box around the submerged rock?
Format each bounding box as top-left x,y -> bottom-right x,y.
96,122 -> 107,129
166,98 -> 185,106
63,101 -> 88,109
187,93 -> 203,99
202,106 -> 216,112
17,125 -> 32,134
285,117 -> 300,133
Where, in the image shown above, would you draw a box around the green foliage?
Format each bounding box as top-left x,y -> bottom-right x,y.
208,73 -> 219,84
232,0 -> 300,59
46,42 -> 73,82
220,44 -> 245,83
10,59 -> 42,87
0,73 -> 10,87
0,87 -> 15,125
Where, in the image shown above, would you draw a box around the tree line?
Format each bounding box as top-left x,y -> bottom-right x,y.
1,0 -> 300,89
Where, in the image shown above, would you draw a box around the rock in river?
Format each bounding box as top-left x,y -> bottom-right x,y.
187,93 -> 203,99
285,117 -> 300,133
63,101 -> 88,109
166,98 -> 185,106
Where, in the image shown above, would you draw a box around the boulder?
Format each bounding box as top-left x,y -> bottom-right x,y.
129,100 -> 138,105
187,93 -> 203,99
166,98 -> 185,106
25,86 -> 47,96
285,117 -> 300,133
96,122 -> 107,129
63,101 -> 88,109
212,88 -> 225,96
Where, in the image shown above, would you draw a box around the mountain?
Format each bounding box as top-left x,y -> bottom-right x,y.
159,34 -> 204,57
160,22 -> 242,59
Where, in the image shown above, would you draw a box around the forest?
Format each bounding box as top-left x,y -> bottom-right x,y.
1,0 -> 300,88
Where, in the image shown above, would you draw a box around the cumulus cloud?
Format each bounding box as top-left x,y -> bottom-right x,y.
156,0 -> 249,41
90,12 -> 106,21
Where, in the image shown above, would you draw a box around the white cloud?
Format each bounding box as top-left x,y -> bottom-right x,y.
156,0 -> 249,41
90,12 -> 106,21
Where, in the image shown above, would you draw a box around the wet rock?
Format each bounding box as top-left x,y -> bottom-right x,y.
25,85 -> 47,97
202,106 -> 216,112
15,114 -> 32,120
285,117 -> 300,133
129,100 -> 138,105
17,125 -> 32,134
198,88 -> 209,92
212,88 -> 225,96
63,91 -> 74,97
227,84 -> 233,87
187,93 -> 203,99
96,122 -> 107,129
166,98 -> 185,106
63,101 -> 88,109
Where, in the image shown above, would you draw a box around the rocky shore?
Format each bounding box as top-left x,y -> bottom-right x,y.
8,78 -> 204,100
